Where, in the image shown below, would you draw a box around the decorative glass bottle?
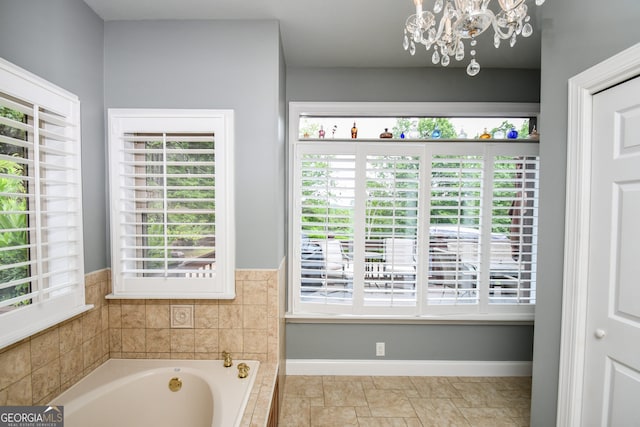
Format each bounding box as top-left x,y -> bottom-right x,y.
351,122 -> 358,139
431,127 -> 442,139
479,128 -> 491,139
507,127 -> 519,139
379,128 -> 392,138
318,125 -> 325,139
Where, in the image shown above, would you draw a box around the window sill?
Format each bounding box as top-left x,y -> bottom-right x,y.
285,312 -> 534,325
105,292 -> 235,300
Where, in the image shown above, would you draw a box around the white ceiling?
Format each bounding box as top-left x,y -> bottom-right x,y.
82,0 -> 542,70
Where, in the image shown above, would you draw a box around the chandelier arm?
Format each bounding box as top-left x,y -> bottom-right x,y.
492,19 -> 516,39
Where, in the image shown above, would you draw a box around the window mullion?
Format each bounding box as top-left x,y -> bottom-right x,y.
31,105 -> 43,300
479,149 -> 495,311
417,146 -> 431,314
162,133 -> 169,277
351,145 -> 367,313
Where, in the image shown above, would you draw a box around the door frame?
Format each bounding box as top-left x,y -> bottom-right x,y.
558,42 -> 640,426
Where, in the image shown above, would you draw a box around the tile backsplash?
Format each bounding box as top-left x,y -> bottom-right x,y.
0,264 -> 285,406
108,269 -> 283,362
0,269 -> 110,405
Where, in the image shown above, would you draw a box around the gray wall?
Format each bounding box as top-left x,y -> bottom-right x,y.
531,1 -> 640,426
288,323 -> 533,361
287,67 -> 541,102
285,66 -> 539,363
104,19 -> 285,269
0,0 -> 106,272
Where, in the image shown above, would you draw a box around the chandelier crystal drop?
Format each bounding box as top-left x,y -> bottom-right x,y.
403,0 -> 545,76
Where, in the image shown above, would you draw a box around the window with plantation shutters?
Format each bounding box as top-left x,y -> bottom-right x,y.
0,58 -> 89,348
289,102 -> 540,318
108,109 -> 234,299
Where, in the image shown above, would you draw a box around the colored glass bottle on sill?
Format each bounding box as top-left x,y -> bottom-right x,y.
507,127 -> 519,139
318,125 -> 325,139
479,128 -> 491,139
379,128 -> 392,138
351,122 -> 358,139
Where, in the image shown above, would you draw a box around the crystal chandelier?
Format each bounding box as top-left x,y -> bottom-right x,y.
403,0 -> 545,76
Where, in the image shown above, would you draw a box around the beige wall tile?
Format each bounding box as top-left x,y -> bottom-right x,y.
31,359 -> 60,404
220,304 -> 243,329
0,375 -> 32,406
195,304 -> 219,329
146,352 -> 171,359
82,308 -> 102,341
219,329 -> 243,354
121,329 -> 145,353
60,347 -> 83,386
146,329 -> 171,353
0,342 -> 31,390
171,329 -> 195,353
101,305 -> 109,332
243,305 -> 268,330
194,329 -> 219,353
244,280 -> 268,305
109,329 -> 122,353
59,318 -> 82,354
30,328 -> 59,371
83,334 -> 103,369
146,304 -> 170,329
108,304 -> 122,329
170,352 -> 195,360
121,304 -> 146,328
244,329 -> 268,354
85,283 -> 101,308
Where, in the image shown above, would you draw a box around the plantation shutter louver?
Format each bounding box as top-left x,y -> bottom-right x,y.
0,58 -> 88,348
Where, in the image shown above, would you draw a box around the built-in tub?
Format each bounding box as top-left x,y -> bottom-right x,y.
50,359 -> 259,427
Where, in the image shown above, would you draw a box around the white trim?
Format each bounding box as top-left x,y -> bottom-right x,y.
107,108 -> 235,299
286,359 -> 532,377
0,58 -> 86,349
558,42 -> 640,427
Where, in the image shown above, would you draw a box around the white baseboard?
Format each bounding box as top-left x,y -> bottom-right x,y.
286,359 -> 532,377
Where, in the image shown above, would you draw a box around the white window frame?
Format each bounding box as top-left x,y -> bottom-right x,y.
0,58 -> 90,348
108,109 -> 235,299
288,102 -> 539,321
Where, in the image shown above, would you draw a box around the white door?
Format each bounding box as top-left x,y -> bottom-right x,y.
582,75 -> 640,426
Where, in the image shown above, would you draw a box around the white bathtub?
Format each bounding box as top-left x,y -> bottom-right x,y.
50,359 -> 259,427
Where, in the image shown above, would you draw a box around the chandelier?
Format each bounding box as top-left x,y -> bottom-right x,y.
403,0 -> 545,76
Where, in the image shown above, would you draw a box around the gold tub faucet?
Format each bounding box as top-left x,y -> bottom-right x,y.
237,363 -> 250,379
222,351 -> 233,367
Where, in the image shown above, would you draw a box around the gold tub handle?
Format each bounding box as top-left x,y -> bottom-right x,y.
237,363 -> 250,379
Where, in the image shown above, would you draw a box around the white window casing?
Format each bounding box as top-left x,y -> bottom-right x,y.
108,109 -> 235,299
0,58 -> 90,348
289,102 -> 539,320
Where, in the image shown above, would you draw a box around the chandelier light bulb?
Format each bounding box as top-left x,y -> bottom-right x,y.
402,0 -> 544,76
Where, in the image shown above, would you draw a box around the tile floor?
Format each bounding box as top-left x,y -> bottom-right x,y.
278,375 -> 531,427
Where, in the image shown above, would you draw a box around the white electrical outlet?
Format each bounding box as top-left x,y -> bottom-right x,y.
376,342 -> 385,356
